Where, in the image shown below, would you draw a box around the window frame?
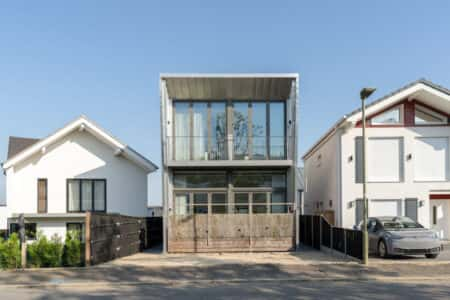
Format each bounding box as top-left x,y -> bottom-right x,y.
370,105 -> 403,125
66,222 -> 85,241
66,179 -> 107,213
414,104 -> 448,125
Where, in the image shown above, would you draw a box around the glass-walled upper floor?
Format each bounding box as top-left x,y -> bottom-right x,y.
170,100 -> 287,161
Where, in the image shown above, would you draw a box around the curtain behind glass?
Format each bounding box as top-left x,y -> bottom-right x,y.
94,181 -> 106,211
68,180 -> 80,211
81,180 -> 92,211
175,102 -> 190,160
270,102 -> 285,159
192,103 -> 208,160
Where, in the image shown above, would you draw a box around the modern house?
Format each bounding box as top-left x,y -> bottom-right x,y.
160,73 -> 299,252
1,116 -> 157,240
303,79 -> 450,239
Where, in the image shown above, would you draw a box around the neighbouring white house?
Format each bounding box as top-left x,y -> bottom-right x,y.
147,206 -> 162,217
0,116 -> 157,241
303,79 -> 450,239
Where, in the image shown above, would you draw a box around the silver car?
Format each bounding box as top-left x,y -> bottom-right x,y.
359,216 -> 442,258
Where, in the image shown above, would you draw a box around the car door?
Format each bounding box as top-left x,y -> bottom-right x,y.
367,219 -> 379,254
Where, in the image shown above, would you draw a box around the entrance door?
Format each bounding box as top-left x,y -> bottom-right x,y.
430,200 -> 450,240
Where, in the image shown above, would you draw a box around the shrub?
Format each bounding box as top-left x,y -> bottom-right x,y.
0,233 -> 21,269
27,232 -> 63,268
62,230 -> 82,267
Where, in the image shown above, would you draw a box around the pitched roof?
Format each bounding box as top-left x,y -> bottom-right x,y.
3,116 -> 158,173
7,137 -> 40,160
302,79 -> 450,160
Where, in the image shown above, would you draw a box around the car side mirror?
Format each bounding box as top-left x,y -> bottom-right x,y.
353,225 -> 358,230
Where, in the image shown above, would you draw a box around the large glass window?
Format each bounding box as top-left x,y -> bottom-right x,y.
415,105 -> 447,125
253,193 -> 268,214
173,101 -> 227,160
252,102 -> 267,159
67,179 -> 106,212
232,172 -> 286,188
211,102 -> 227,160
9,223 -> 37,240
175,193 -> 190,216
233,102 -> 249,159
192,103 -> 208,160
174,102 -> 190,160
193,193 -> 208,214
173,173 -> 227,188
270,102 -> 285,159
211,193 -> 227,214
371,106 -> 402,125
234,193 -> 249,214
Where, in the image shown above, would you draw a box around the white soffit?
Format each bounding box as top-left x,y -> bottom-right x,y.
162,74 -> 297,100
3,116 -> 158,173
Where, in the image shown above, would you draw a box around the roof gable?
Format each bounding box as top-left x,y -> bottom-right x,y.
303,79 -> 450,160
3,116 -> 158,173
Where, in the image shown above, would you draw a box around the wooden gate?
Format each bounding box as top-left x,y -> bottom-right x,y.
168,213 -> 295,253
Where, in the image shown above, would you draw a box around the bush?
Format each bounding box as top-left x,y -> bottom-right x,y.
27,232 -> 63,268
62,230 -> 83,267
0,233 -> 21,269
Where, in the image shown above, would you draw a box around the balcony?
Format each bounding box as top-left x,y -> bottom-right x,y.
166,136 -> 289,162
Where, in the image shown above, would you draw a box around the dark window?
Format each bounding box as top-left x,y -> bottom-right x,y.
9,223 -> 37,240
67,179 -> 106,212
193,193 -> 208,214
211,193 -> 227,214
173,173 -> 227,188
66,222 -> 85,241
433,206 -> 437,225
252,193 -> 267,214
232,172 -> 286,188
405,198 -> 418,222
234,193 -> 249,214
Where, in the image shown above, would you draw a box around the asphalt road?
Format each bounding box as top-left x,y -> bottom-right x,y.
1,277 -> 450,299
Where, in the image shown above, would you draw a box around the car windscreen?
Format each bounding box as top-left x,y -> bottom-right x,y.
382,220 -> 423,230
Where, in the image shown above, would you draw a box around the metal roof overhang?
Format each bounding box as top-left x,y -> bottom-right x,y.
161,74 -> 297,100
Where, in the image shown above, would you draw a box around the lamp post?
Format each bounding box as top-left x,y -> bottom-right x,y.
360,87 -> 376,265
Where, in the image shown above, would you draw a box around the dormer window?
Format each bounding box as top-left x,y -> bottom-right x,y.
371,106 -> 402,125
414,105 -> 447,125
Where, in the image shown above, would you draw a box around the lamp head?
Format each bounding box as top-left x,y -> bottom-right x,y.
360,87 -> 376,100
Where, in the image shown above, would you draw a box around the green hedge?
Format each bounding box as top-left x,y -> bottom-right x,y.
0,233 -> 21,269
27,230 -> 84,268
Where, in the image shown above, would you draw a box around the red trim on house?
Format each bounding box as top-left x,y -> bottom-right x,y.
355,98 -> 450,128
430,194 -> 450,200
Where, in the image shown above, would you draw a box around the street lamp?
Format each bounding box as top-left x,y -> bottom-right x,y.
360,87 -> 376,265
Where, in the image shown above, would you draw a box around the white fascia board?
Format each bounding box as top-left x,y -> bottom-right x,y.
160,73 -> 299,79
2,116 -> 157,173
347,83 -> 443,123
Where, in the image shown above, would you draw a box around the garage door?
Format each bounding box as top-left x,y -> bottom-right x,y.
369,199 -> 402,217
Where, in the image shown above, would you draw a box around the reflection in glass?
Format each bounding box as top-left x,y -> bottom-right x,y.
252,193 -> 267,214
252,102 -> 267,159
194,193 -> 208,214
233,102 -> 249,159
175,193 -> 190,216
212,193 -> 227,214
174,102 -> 190,160
270,102 -> 285,159
211,102 -> 227,160
192,103 -> 208,160
234,193 -> 249,214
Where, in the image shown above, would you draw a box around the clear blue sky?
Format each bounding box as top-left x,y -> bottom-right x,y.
1,1 -> 449,205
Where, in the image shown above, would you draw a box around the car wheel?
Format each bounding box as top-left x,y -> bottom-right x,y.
378,240 -> 389,258
425,254 -> 438,259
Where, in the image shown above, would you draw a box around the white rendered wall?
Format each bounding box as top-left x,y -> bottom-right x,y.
5,130 -> 149,219
0,206 -> 8,229
341,126 -> 450,228
303,133 -> 339,219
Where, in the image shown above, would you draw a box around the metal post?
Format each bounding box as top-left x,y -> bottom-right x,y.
361,97 -> 369,265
